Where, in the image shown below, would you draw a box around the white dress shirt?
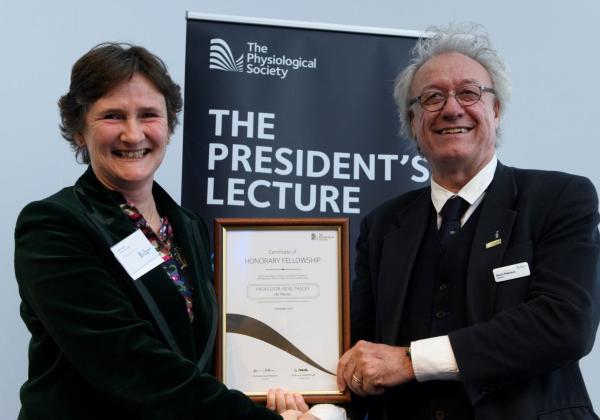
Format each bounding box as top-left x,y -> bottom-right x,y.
411,156 -> 497,382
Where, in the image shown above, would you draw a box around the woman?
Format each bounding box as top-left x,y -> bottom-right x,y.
14,42 -> 317,420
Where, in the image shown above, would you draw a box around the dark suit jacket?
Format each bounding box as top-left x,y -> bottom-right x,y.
352,162 -> 600,419
14,167 -> 280,420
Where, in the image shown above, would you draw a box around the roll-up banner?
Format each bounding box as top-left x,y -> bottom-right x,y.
182,13 -> 429,267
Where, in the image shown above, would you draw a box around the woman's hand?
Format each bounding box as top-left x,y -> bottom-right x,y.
280,410 -> 320,420
280,409 -> 304,420
266,388 -> 309,413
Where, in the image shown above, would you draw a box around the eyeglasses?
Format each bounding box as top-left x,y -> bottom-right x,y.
409,85 -> 496,112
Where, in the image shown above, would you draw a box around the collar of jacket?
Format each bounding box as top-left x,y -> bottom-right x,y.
377,162 -> 519,344
73,166 -> 217,366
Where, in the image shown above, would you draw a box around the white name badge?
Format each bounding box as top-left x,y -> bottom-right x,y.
493,262 -> 530,283
110,229 -> 163,280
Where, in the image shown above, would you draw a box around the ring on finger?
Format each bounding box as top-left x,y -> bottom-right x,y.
352,373 -> 363,385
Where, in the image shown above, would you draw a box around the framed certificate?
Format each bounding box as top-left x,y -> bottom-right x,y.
214,218 -> 350,403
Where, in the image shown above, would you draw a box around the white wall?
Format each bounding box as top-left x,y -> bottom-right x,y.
2,1 -> 599,417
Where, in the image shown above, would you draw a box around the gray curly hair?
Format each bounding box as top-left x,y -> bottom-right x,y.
394,23 -> 511,141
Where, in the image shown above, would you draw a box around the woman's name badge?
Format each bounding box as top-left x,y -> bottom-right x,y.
110,229 -> 163,280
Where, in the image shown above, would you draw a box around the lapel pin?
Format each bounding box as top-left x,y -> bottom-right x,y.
485,230 -> 502,249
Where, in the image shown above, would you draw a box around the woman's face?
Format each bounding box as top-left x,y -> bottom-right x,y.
76,73 -> 169,195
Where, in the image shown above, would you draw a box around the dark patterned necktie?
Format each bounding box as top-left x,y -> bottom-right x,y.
439,196 -> 469,245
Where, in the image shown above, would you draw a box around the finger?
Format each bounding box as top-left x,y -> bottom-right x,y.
361,382 -> 385,396
266,389 -> 276,411
280,409 -> 303,420
348,371 -> 366,396
299,414 -> 320,420
293,392 -> 309,413
343,359 -> 357,392
336,368 -> 346,391
361,377 -> 377,395
352,340 -> 372,372
275,388 -> 287,413
349,379 -> 367,397
336,349 -> 352,390
285,391 -> 298,411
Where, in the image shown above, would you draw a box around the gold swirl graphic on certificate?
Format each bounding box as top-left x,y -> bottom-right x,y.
223,228 -> 341,395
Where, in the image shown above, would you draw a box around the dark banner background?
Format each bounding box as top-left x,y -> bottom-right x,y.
183,17 -> 429,270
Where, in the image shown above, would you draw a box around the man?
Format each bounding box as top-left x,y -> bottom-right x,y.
337,24 -> 600,420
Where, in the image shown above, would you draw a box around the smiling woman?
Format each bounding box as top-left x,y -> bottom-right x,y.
57,43 -> 182,230
13,43 -> 314,420
75,73 -> 170,213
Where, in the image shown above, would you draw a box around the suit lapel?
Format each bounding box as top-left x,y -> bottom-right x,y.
75,167 -> 138,245
162,211 -> 208,301
466,163 -> 518,322
156,187 -> 208,315
76,168 -> 196,357
378,189 -> 431,344
154,184 -> 217,363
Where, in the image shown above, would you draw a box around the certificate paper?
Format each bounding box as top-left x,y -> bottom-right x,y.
215,218 -> 350,403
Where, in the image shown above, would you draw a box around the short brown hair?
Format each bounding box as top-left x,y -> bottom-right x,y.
58,42 -> 183,163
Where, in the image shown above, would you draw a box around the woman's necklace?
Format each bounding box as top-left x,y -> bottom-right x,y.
147,203 -> 158,231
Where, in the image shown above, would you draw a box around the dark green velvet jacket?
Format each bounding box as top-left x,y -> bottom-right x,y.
14,167 -> 280,420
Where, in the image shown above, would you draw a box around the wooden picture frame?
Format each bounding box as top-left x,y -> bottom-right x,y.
214,218 -> 350,403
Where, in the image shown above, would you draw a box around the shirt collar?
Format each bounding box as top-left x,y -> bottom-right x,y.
430,156 -> 497,214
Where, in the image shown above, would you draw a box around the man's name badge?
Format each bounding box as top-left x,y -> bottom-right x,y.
110,229 -> 163,280
493,262 -> 530,283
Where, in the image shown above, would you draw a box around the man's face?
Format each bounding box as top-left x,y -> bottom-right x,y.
409,52 -> 500,179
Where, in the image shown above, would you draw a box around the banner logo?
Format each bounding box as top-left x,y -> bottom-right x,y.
209,38 -> 244,72
209,38 -> 317,80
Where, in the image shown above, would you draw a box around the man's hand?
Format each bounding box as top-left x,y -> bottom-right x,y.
336,340 -> 415,396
